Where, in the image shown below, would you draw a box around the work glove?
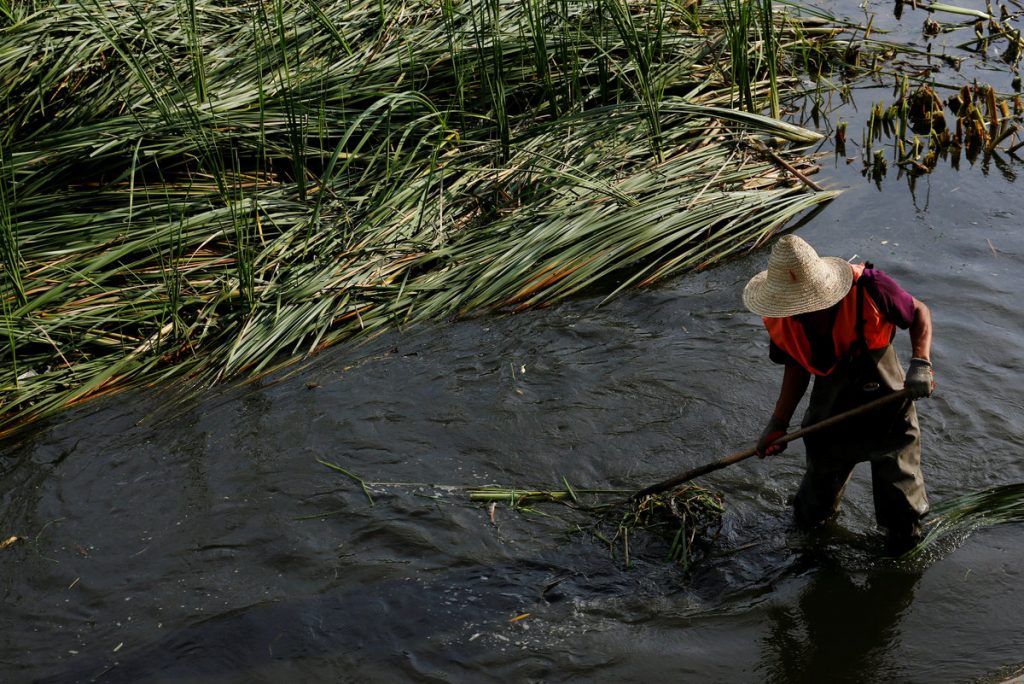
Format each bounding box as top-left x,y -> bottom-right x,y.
756,415 -> 789,458
905,358 -> 935,399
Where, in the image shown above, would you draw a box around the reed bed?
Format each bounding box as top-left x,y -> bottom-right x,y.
0,0 -> 871,435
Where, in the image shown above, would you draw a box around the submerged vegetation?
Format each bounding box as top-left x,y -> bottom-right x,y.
828,0 -> 1024,188
614,484 -> 725,568
469,478 -> 1024,566
855,81 -> 1023,186
469,481 -> 725,569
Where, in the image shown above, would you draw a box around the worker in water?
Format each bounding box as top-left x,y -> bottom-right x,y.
742,235 -> 935,552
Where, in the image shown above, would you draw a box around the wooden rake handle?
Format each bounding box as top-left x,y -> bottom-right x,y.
632,388 -> 912,500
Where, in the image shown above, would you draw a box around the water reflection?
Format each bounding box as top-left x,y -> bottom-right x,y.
758,556 -> 922,683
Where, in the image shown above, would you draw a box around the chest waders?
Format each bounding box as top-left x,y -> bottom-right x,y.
793,279 -> 929,540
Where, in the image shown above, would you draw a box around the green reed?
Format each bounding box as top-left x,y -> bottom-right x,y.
725,0 -> 783,116
903,483 -> 1024,559
760,0 -> 780,118
522,0 -> 558,117
724,0 -> 756,111
180,0 -> 207,104
0,0 -> 881,436
606,0 -> 667,159
0,142 -> 23,308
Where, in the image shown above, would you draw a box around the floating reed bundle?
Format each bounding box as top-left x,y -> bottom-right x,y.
470,482 -> 725,569
616,484 -> 725,569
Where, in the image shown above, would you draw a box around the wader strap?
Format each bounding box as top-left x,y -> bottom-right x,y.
853,260 -> 875,356
854,278 -> 866,354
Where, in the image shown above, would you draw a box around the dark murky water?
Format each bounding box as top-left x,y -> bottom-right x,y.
4,2 -> 1024,682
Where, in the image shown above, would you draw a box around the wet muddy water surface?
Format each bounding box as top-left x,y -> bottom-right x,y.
3,2 -> 1024,682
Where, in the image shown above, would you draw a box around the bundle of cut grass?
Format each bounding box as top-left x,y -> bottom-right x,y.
0,0 -> 879,436
469,481 -> 724,569
615,484 -> 725,568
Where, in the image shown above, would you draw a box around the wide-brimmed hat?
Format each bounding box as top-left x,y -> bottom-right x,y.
742,235 -> 852,317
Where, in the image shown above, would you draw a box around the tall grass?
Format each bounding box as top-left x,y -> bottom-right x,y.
0,138 -> 23,308
760,0 -> 780,119
606,0 -> 666,158
725,0 -> 781,116
0,0 -> 865,436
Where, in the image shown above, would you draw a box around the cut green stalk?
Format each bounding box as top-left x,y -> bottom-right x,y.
318,459 -> 375,506
467,487 -> 628,503
760,0 -> 780,119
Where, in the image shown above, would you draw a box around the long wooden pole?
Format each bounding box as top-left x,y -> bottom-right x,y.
633,389 -> 911,500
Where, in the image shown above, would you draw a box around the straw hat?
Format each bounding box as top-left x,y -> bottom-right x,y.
742,235 -> 853,317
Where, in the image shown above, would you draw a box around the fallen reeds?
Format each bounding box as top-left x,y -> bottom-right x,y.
0,0 -> 889,435
902,482 -> 1024,559
372,476 -> 724,569
468,480 -> 725,569
615,484 -> 725,569
467,482 -> 726,569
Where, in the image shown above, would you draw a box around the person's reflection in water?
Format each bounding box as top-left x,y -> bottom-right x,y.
758,555 -> 922,683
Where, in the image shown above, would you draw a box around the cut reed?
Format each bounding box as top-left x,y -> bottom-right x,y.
0,0 -> 879,435
902,483 -> 1024,559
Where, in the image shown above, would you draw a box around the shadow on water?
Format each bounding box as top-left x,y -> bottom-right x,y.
757,552 -> 923,683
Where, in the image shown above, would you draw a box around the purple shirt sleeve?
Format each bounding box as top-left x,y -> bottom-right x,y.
860,268 -> 915,329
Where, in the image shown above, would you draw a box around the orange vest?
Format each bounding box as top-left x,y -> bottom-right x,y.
764,264 -> 896,376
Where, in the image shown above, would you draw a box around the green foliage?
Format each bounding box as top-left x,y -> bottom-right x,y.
0,0 -> 858,435
724,0 -> 781,115
903,483 -> 1024,559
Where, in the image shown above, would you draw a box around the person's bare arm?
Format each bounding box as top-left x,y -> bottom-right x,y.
909,297 -> 932,362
